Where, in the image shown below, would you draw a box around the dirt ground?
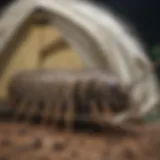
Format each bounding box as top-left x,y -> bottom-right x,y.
0,122 -> 160,160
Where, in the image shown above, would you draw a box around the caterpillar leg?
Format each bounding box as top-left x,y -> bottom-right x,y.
13,99 -> 29,121
41,101 -> 53,125
90,100 -> 114,127
65,100 -> 75,131
91,101 -> 102,125
101,102 -> 115,127
25,102 -> 39,124
51,101 -> 62,127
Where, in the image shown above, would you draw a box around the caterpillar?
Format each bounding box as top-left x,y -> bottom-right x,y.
7,69 -> 131,127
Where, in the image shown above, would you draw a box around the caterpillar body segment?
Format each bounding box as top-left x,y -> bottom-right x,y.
7,69 -> 131,126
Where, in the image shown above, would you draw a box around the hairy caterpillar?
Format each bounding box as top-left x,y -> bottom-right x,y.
6,69 -> 132,127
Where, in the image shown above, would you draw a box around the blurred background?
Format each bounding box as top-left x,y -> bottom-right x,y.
1,0 -> 160,57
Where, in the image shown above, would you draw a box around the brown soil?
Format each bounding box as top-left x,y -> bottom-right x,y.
0,122 -> 160,160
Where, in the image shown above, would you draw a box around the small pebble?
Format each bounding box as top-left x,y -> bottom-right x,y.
52,142 -> 65,151
17,128 -> 27,135
33,138 -> 43,149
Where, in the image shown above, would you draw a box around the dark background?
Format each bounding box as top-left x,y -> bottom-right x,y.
91,0 -> 160,53
0,0 -> 160,58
